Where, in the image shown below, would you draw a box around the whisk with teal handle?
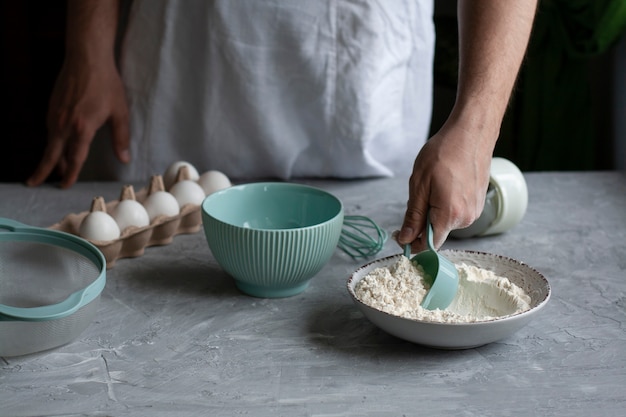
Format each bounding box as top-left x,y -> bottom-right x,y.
337,215 -> 388,260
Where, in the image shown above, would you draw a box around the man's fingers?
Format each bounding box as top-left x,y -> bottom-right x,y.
59,126 -> 97,188
26,136 -> 66,187
429,202 -> 479,250
110,112 -> 131,164
428,209 -> 452,250
398,207 -> 425,245
398,176 -> 430,252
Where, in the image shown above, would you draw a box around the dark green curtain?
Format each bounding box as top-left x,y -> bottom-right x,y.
497,0 -> 626,170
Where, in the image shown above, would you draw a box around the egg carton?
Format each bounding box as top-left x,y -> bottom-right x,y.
49,178 -> 203,269
49,161 -> 233,269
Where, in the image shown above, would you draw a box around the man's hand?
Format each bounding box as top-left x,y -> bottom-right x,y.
398,119 -> 493,252
27,61 -> 130,188
398,0 -> 538,251
26,0 -> 128,188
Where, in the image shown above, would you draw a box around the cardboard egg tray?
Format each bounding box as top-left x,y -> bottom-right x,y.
49,181 -> 203,269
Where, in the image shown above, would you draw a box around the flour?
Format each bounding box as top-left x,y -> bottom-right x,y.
354,256 -> 531,323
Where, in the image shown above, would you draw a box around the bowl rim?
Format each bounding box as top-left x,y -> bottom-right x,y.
347,250 -> 551,327
201,181 -> 344,231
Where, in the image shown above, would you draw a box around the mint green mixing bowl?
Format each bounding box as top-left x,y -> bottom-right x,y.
201,182 -> 344,297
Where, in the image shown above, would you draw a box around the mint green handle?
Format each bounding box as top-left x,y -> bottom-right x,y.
0,217 -> 28,231
0,217 -> 106,321
0,277 -> 106,321
404,213 -> 459,310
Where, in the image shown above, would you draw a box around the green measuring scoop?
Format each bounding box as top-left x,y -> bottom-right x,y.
404,214 -> 459,310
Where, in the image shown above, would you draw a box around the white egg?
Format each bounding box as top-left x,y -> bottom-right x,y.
143,191 -> 180,221
163,161 -> 199,190
79,211 -> 121,241
198,170 -> 232,195
169,180 -> 206,208
112,199 -> 150,231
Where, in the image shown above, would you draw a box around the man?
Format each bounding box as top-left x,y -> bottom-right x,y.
27,0 -> 538,252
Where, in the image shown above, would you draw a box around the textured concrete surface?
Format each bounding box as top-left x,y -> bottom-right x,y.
1,172 -> 625,416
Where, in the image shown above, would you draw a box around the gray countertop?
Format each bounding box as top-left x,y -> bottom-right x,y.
1,172 -> 625,417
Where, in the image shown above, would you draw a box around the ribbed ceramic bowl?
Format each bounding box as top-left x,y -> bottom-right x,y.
201,182 -> 344,298
348,251 -> 551,349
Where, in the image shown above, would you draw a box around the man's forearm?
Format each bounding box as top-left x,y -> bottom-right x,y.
452,0 -> 538,145
65,0 -> 121,65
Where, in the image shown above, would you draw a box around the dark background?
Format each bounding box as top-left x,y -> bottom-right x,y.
2,1 -> 65,182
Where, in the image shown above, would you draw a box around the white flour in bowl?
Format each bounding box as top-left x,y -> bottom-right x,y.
354,256 -> 531,323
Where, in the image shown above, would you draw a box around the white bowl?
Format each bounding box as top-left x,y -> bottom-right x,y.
347,250 -> 551,349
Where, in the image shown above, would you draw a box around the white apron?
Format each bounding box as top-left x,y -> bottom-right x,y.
83,0 -> 434,181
